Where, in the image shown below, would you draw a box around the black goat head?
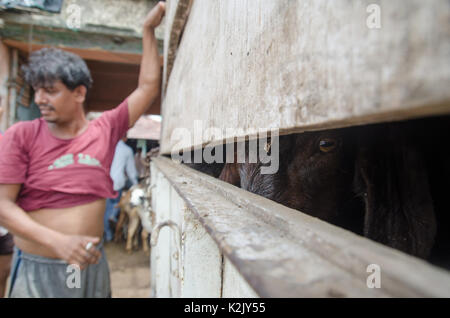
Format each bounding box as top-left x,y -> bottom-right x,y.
227,122 -> 439,259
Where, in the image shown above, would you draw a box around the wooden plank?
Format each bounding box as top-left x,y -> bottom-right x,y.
168,187 -> 184,297
151,163 -> 227,298
150,167 -> 172,297
150,162 -> 223,297
160,0 -> 450,154
222,258 -> 258,298
152,156 -> 450,297
162,0 -> 193,96
181,205 -> 223,297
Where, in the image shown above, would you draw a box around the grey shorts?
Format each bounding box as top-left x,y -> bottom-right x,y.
8,243 -> 111,298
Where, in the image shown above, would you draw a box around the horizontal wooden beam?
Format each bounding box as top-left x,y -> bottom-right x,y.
2,39 -> 143,65
160,0 -> 450,154
152,156 -> 450,297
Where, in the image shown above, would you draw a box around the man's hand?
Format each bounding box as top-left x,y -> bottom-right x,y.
53,234 -> 102,270
143,1 -> 166,29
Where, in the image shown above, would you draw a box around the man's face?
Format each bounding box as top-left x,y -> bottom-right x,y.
34,80 -> 86,124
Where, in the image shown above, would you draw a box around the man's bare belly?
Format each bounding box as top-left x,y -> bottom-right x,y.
14,199 -> 106,258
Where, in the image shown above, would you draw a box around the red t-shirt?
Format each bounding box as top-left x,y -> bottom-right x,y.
0,99 -> 129,212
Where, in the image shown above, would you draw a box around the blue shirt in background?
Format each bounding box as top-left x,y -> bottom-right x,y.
110,140 -> 138,191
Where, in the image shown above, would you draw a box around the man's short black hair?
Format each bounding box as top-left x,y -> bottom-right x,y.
22,48 -> 93,91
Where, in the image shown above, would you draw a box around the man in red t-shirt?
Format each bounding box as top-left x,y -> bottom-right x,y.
0,105 -> 15,298
0,104 -> 3,140
0,2 -> 165,298
0,105 -> 3,139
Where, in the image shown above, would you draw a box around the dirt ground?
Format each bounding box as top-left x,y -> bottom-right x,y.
104,240 -> 151,298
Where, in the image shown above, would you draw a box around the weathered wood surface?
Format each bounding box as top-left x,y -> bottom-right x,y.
162,0 -> 192,97
180,202 -> 223,297
160,0 -> 450,154
150,166 -> 173,297
150,161 -> 249,297
152,157 -> 450,297
222,258 -> 258,298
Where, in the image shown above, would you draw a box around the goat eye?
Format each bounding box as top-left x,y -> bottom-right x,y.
319,139 -> 337,153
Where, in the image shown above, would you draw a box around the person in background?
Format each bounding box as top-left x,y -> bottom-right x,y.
103,137 -> 138,242
134,147 -> 147,181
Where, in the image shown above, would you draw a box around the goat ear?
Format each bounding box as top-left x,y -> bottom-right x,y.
353,125 -> 436,259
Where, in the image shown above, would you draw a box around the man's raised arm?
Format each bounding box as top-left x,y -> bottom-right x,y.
127,1 -> 166,128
